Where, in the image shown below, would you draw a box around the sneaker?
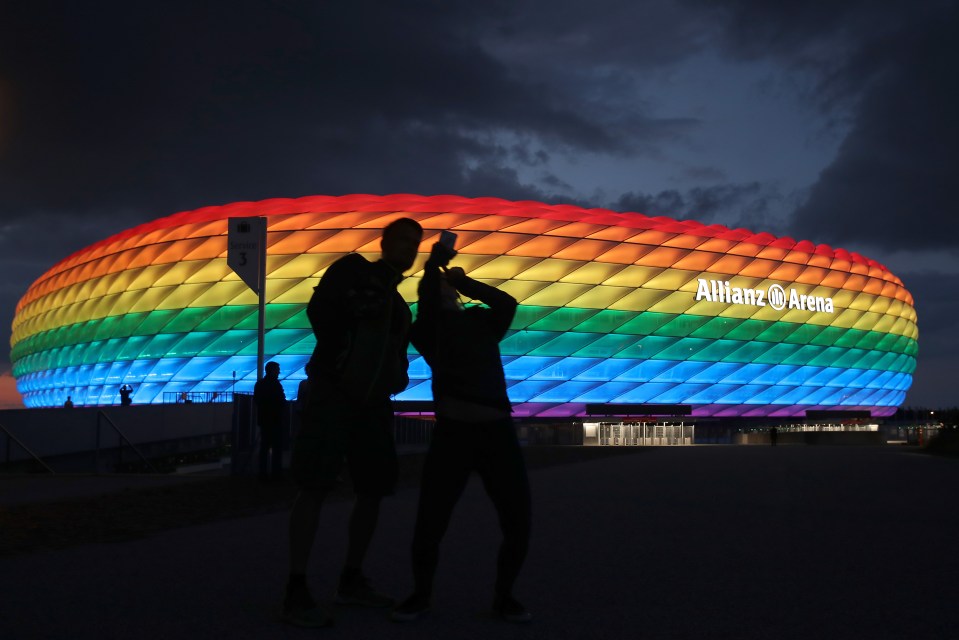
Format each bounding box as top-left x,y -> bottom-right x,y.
492,594 -> 532,623
334,575 -> 395,608
390,594 -> 431,622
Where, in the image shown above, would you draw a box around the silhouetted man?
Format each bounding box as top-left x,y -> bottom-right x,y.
254,361 -> 286,481
283,218 -> 423,627
119,384 -> 133,406
391,241 -> 532,624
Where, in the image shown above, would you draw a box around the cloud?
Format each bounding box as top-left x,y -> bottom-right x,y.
615,181 -> 786,231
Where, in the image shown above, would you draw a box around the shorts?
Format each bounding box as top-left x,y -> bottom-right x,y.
290,398 -> 398,497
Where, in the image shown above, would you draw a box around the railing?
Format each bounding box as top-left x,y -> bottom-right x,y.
1,422 -> 55,473
161,391 -> 235,404
95,411 -> 161,474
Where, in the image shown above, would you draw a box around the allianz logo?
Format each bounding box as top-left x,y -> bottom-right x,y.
694,278 -> 835,313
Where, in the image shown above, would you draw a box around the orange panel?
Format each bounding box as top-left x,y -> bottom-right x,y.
552,239 -> 617,261
638,246 -> 689,268
672,251 -> 720,272
739,258 -> 778,278
707,254 -> 754,275
468,232 -> 535,255
594,243 -> 653,265
506,235 -> 577,258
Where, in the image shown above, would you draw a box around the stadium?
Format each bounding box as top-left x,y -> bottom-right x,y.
10,194 -> 917,421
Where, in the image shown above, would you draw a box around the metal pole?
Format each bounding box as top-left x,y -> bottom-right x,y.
257,219 -> 267,381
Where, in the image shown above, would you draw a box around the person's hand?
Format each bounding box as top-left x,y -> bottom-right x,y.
443,266 -> 467,287
427,241 -> 456,268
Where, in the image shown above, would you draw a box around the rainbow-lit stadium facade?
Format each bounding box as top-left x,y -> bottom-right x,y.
10,194 -> 917,417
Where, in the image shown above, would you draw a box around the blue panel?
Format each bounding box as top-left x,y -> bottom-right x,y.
572,382 -> 637,403
752,364 -> 798,385
126,358 -> 159,383
688,362 -> 741,384
614,360 -> 676,383
687,384 -> 739,404
209,356 -> 259,381
719,363 -> 772,385
171,357 -> 227,381
530,381 -> 602,403
145,358 -> 190,382
572,359 -> 638,382
613,382 -> 676,403
650,361 -> 711,383
407,356 -> 432,380
506,380 -> 564,402
649,383 -> 708,404
530,358 -> 603,381
395,380 -> 433,401
504,356 -> 561,381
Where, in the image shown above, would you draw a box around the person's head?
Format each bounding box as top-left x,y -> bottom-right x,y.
380,218 -> 423,274
265,361 -> 280,378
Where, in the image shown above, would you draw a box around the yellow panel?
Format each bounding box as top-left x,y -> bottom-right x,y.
268,254 -> 334,280
469,256 -> 542,280
644,269 -> 699,292
847,292 -> 878,312
603,265 -> 665,288
185,261 -> 234,284
566,285 -> 633,310
155,261 -> 208,287
127,286 -> 177,313
155,283 -> 216,310
851,311 -> 884,332
267,279 -> 312,304
607,288 -> 672,312
128,264 -> 175,292
515,259 -> 583,283
647,291 -> 699,315
521,282 -> 594,307
494,279 -> 552,303
191,281 -> 252,307
560,262 -> 626,285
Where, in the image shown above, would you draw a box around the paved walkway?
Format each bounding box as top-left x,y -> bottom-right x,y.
2,446 -> 957,639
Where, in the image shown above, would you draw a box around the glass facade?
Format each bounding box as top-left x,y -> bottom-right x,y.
10,194 -> 917,416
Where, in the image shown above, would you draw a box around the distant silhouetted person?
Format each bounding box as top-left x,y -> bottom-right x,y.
282,217 -> 423,628
391,240 -> 532,624
294,363 -> 312,438
254,361 -> 286,481
769,426 -> 778,446
63,396 -> 73,409
119,385 -> 133,406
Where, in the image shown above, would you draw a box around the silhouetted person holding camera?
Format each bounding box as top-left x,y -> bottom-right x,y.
119,384 -> 133,406
254,361 -> 286,481
391,240 -> 532,624
283,218 -> 423,628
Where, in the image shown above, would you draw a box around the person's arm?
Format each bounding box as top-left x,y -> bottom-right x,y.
445,267 -> 517,340
410,243 -> 455,359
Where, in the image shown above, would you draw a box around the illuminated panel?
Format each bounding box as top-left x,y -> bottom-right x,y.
10,194 -> 917,416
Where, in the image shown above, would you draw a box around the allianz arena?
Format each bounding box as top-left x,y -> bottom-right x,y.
10,194 -> 917,417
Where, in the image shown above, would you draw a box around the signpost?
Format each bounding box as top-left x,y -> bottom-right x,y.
227,217 -> 267,380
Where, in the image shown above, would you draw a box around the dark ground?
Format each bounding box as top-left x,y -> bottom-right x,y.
1,445 -> 957,640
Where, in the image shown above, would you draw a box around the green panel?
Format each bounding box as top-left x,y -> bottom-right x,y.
853,331 -> 884,351
653,315 -> 713,338
614,312 -> 674,336
785,323 -> 828,345
834,329 -> 865,349
530,332 -> 602,357
198,330 -> 258,356
134,310 -> 180,336
235,304 -> 305,330
571,333 -> 636,358
688,339 -> 740,362
281,335 -> 316,355
97,338 -> 128,364
781,344 -> 824,366
500,330 -> 557,356
194,306 -> 257,332
689,316 -> 743,340
140,333 -> 184,359
755,322 -> 802,343
167,331 -> 221,357
810,326 -> 847,347
277,309 -> 311,329
529,307 -> 601,332
656,337 -> 713,360
162,307 -> 220,333
722,341 -> 771,363
618,335 -> 679,359
103,312 -> 150,340
510,306 -> 557,330
572,309 -> 636,334
724,319 -> 767,341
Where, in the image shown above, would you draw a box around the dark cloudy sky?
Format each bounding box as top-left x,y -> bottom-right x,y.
1,0 -> 956,409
